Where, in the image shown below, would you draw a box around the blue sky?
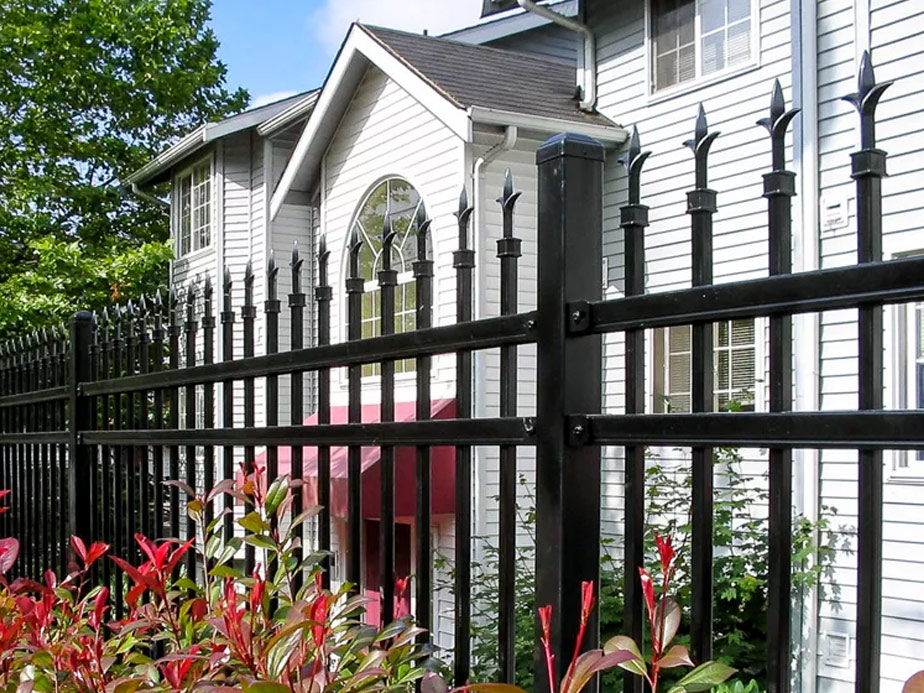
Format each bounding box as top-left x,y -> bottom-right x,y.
210,0 -> 484,107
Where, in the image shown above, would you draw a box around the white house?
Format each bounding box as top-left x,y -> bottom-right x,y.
126,0 -> 924,689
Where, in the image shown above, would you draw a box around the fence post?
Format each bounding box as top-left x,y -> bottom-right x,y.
535,133 -> 604,692
67,311 -> 96,549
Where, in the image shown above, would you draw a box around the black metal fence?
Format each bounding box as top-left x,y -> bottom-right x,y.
1,54 -> 922,693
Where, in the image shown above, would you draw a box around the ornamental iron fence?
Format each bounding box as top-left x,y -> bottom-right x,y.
1,53 -> 922,693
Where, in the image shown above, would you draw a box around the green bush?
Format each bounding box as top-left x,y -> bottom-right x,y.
465,445 -> 843,692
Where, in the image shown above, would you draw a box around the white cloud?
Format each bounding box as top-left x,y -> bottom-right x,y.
310,0 -> 483,52
251,90 -> 300,109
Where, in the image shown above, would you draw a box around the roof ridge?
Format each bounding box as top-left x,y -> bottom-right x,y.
358,24 -> 466,110
359,23 -> 577,71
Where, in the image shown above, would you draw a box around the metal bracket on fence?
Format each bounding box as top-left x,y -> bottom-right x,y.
567,415 -> 591,446
566,301 -> 593,335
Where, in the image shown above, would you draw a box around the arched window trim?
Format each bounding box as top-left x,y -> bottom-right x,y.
343,177 -> 429,378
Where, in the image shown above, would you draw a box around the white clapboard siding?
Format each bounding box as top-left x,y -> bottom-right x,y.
320,64 -> 466,644
470,130 -> 540,555
814,0 -> 924,688
483,23 -> 581,65
586,0 -> 792,546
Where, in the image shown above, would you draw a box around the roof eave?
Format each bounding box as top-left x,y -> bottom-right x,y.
469,106 -> 627,144
257,91 -> 321,137
123,126 -> 208,186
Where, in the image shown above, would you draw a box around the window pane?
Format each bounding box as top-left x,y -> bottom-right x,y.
656,51 -> 679,90
727,19 -> 751,67
915,303 -> 923,360
702,30 -> 726,74
728,0 -> 750,23
715,350 -> 730,391
678,0 -> 695,44
179,175 -> 192,256
732,319 -> 755,346
653,0 -> 679,54
716,320 -> 730,347
731,347 -> 755,390
701,0 -> 726,35
669,325 -> 691,353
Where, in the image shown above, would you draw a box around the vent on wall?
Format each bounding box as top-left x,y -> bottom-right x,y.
824,632 -> 853,669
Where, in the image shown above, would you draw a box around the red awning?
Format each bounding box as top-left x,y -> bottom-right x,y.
253,399 -> 456,519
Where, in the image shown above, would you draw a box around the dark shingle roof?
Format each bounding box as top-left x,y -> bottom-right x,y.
361,25 -> 615,128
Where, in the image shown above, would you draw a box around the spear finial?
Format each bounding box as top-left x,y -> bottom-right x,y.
455,186 -> 474,251
348,225 -> 363,280
757,79 -> 800,171
416,202 -> 430,261
843,50 -> 892,149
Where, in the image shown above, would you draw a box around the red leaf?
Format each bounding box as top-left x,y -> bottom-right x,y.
654,532 -> 675,575
70,536 -> 88,563
85,542 -> 110,567
639,568 -> 655,619
111,555 -> 155,592
905,671 -> 924,693
164,537 -> 196,577
0,538 -> 20,574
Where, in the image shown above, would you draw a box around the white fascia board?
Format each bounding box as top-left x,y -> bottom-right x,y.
124,126 -> 207,186
444,0 -> 578,44
270,25 -> 471,221
469,106 -> 627,145
257,92 -> 320,137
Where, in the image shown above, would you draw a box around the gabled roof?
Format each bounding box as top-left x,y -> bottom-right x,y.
363,25 -> 608,127
271,23 -> 624,219
481,0 -> 522,17
125,90 -> 318,187
443,0 -> 578,44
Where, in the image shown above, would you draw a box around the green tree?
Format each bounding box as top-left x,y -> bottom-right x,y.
0,0 -> 248,337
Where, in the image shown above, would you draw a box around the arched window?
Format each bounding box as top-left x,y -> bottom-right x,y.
350,178 -> 426,376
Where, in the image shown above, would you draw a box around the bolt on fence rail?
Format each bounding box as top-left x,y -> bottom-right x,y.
0,54 -> 922,693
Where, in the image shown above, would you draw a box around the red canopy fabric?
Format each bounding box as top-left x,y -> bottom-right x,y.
253,399 -> 456,519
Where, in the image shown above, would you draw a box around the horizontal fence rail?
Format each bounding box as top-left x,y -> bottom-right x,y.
0,51 -> 919,693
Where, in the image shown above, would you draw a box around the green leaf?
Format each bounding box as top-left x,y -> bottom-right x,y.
603,635 -> 647,677
243,535 -> 276,551
246,684 -> 291,693
265,623 -> 310,679
656,596 -> 681,649
657,645 -> 695,670
669,661 -> 737,692
264,476 -> 290,517
209,565 -> 243,579
238,511 -> 270,534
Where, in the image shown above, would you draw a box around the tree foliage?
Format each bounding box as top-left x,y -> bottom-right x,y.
0,0 -> 248,337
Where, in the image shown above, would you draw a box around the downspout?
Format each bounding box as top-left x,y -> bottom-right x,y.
471,125 -> 518,547
130,183 -> 170,210
793,0 -> 820,687
515,0 -> 596,111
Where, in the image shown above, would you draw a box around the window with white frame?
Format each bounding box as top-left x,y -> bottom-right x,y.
350,178 -> 427,377
896,301 -> 924,473
655,319 -> 757,412
650,0 -> 755,93
176,159 -> 212,256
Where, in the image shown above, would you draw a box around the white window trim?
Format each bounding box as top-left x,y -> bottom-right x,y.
335,177 -> 427,391
172,154 -> 215,260
652,317 -> 766,414
889,292 -> 924,482
644,0 -> 761,103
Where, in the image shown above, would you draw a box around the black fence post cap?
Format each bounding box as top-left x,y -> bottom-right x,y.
536,132 -> 605,165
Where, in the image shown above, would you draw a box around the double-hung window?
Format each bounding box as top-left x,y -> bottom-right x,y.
650,0 -> 755,93
896,301 -> 924,475
176,158 -> 212,257
351,178 -> 427,377
655,319 -> 758,412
